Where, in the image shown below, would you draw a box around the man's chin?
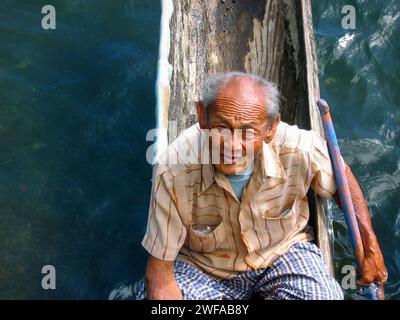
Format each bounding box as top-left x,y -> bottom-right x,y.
213,162 -> 247,176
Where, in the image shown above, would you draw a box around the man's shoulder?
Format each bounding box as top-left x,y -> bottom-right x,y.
155,123 -> 204,178
271,121 -> 326,153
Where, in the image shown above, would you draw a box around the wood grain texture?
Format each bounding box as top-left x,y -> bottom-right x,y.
300,0 -> 335,274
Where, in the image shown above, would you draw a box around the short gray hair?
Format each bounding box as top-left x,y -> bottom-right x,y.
202,72 -> 280,126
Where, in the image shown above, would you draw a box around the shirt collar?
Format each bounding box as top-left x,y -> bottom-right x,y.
259,141 -> 287,180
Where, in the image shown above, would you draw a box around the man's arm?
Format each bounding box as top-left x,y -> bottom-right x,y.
141,164 -> 187,300
145,255 -> 183,300
309,131 -> 387,297
333,163 -> 388,291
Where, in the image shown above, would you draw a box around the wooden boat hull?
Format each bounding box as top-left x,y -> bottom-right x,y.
155,0 -> 334,274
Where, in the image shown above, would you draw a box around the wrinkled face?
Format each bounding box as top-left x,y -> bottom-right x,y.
197,78 -> 280,176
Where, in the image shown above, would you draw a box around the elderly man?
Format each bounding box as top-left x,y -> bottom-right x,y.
137,72 -> 387,300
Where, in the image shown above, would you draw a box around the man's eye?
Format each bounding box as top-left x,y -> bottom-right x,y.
243,129 -> 257,139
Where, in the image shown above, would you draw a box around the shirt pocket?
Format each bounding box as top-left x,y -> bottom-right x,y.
256,201 -> 300,247
186,221 -> 226,253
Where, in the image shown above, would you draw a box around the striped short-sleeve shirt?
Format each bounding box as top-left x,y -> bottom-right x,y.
141,121 -> 337,279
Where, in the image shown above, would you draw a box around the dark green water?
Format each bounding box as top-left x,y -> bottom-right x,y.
0,1 -> 398,299
314,0 -> 400,299
0,0 -> 159,299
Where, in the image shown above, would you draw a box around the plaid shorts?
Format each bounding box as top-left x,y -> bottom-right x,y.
132,241 -> 343,300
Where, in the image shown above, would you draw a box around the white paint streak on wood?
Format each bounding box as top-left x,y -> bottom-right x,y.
155,0 -> 174,159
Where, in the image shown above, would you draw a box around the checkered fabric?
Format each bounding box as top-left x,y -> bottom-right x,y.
133,241 -> 343,300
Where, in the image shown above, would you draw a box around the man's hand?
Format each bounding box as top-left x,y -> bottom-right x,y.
358,237 -> 388,299
145,255 -> 183,300
333,163 -> 388,299
146,279 -> 183,300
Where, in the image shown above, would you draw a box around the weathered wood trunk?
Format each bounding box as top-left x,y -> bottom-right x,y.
156,0 -> 334,274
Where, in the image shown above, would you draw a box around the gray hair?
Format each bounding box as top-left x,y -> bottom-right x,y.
201,72 -> 280,126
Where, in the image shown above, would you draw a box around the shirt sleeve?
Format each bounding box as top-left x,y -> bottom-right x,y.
141,164 -> 187,261
309,132 -> 338,199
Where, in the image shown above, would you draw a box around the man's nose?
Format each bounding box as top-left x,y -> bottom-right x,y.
233,130 -> 244,148
224,130 -> 244,155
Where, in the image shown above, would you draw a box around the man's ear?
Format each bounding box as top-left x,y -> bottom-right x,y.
196,101 -> 207,129
264,116 -> 281,144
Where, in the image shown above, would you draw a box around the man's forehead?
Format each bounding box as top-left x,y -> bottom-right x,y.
209,82 -> 267,121
213,97 -> 265,110
210,112 -> 262,126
